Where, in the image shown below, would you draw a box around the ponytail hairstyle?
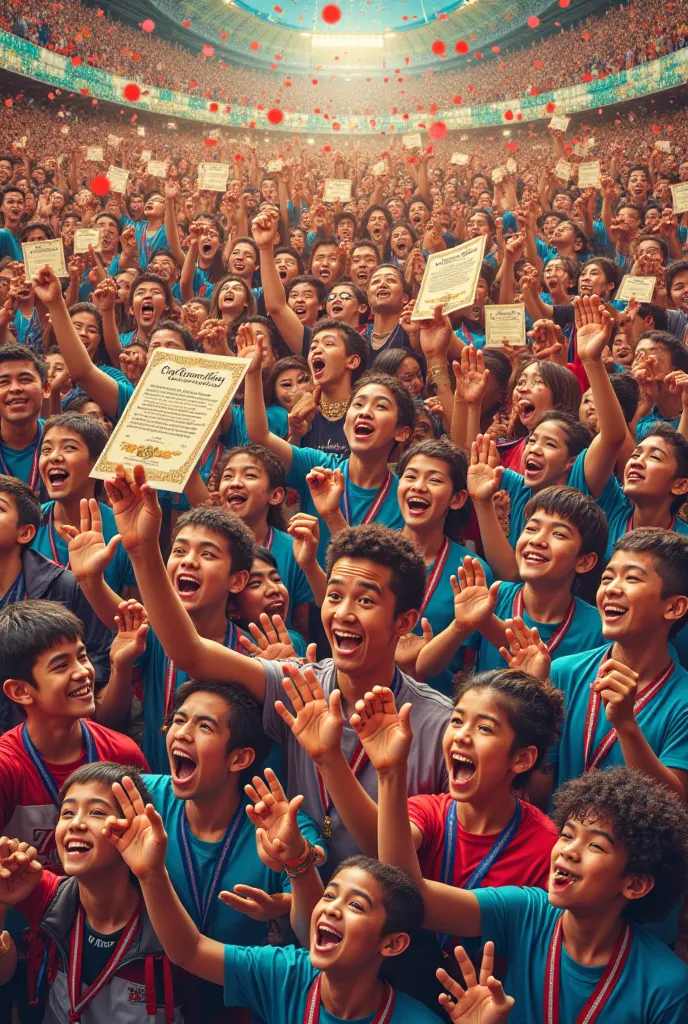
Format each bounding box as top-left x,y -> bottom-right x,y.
453,669 -> 565,785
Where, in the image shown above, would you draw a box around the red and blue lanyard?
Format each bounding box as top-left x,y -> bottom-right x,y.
544,914 -> 631,1024
21,720 -> 97,807
178,800 -> 244,930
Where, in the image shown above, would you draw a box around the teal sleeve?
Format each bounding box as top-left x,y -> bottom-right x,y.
286,446 -> 341,490
223,943 -> 314,1017
266,404 -> 289,438
115,378 -> 135,423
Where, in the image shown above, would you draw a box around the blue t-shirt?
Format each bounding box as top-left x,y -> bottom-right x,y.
286,446 -> 404,565
500,449 -> 587,551
635,409 -> 681,441
190,265 -> 214,298
453,321 -> 486,349
419,539 -> 493,695
473,885 -> 688,1024
477,582 -> 604,673
0,229 -> 22,261
132,221 -> 169,267
223,944 -> 439,1022
78,256 -> 120,302
143,775 -> 322,944
0,418 -> 44,488
12,308 -> 39,347
34,501 -> 135,596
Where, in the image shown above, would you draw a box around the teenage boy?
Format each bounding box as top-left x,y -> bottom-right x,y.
0,187 -> 25,261
0,764 -> 183,1021
632,330 -> 688,439
0,601 -> 146,871
0,476 -> 112,732
67,503 -> 256,775
368,694 -> 688,1024
102,465 -> 452,871
239,327 -> 412,564
0,343 -> 48,495
100,774 -> 441,1023
417,486 -> 607,679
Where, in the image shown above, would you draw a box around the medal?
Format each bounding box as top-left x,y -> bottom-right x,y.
302,974 -> 395,1024
544,915 -> 631,1024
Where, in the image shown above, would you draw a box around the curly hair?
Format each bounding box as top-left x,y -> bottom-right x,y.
325,524 -> 426,615
453,669 -> 564,784
552,767 -> 688,924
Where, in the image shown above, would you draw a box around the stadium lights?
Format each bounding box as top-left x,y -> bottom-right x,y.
311,33 -> 383,48
503,129 -> 511,136
307,138 -> 315,145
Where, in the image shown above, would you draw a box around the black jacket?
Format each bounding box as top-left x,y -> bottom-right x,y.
0,549 -> 113,734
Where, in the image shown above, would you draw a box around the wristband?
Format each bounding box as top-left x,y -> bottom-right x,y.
284,838 -> 317,878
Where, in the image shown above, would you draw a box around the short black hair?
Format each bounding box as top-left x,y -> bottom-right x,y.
511,359 -> 581,424
171,506 -> 255,574
0,600 -> 83,689
582,256 -> 621,291
311,317 -> 368,385
20,221 -> 54,242
352,371 -> 416,433
553,767 -> 688,924
608,372 -> 640,425
0,343 -> 48,385
42,412 -> 108,463
372,347 -> 426,382
285,274 -> 326,305
634,234 -> 669,263
635,303 -> 668,332
0,474 -> 41,529
454,669 -> 564,784
172,680 -> 270,782
524,485 -> 608,567
397,438 -> 470,530
636,423 -> 688,512
309,236 -> 339,261
150,320 -> 196,352
333,855 -> 424,937
612,528 -> 688,635
59,762 -> 153,810
666,259 -> 688,293
0,185 -> 24,203
534,410 -> 593,459
228,314 -> 288,361
274,245 -> 305,276
637,330 -> 688,373
325,525 -> 426,615
130,271 -> 173,312
217,444 -> 286,529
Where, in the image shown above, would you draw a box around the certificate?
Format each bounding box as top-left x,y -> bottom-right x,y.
372,160 -> 386,175
137,126 -> 146,137
506,158 -> 517,174
106,134 -> 121,147
577,161 -> 601,189
267,159 -> 283,172
73,229 -> 101,255
140,150 -> 152,163
555,159 -> 572,182
198,162 -> 229,192
450,153 -> 469,166
107,166 -> 129,194
402,132 -> 423,149
90,349 -> 250,493
323,179 -> 352,203
491,167 -> 505,183
85,146 -> 103,162
616,276 -> 656,303
485,303 -> 526,348
147,160 -> 168,178
411,235 -> 487,321
655,140 -> 671,153
549,114 -> 570,132
671,183 -> 688,214
22,239 -> 67,281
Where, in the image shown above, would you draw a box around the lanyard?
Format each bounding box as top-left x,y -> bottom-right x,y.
544,915 -> 631,1024
419,538 -> 450,618
341,465 -> 393,525
302,975 -> 395,1024
162,621 -> 240,731
47,505 -> 69,569
201,441 -> 223,483
317,668 -> 401,841
68,902 -> 141,1022
0,423 -> 42,490
263,526 -> 274,552
21,721 -> 97,808
584,649 -> 674,772
0,570 -> 26,610
178,800 -> 244,930
438,799 -> 522,949
513,587 -> 576,655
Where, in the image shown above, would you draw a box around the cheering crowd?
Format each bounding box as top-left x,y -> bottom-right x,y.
2,0 -> 688,1018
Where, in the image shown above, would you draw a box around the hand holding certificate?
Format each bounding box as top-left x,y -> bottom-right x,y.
323,179 -> 352,203
411,235 -> 487,321
198,163 -> 230,192
107,166 -> 129,194
671,183 -> 688,215
90,349 -> 250,492
22,239 -> 68,282
73,229 -> 101,255
577,162 -> 601,189
616,276 -> 656,303
485,304 -> 526,348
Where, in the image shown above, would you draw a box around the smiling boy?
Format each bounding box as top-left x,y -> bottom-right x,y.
0,343 -> 48,495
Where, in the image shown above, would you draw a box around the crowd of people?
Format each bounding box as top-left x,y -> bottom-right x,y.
0,0 -> 687,114
1,1 -> 688,1020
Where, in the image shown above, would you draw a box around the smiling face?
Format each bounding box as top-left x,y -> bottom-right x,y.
288,282 -> 321,326
596,548 -> 683,639
579,387 -> 597,432
516,509 -> 592,585
398,453 -> 464,531
5,637 -> 96,721
611,330 -> 634,368
56,782 -> 125,877
166,689 -> 250,798
308,328 -> 359,389
1,190 -> 25,226
466,213 -> 493,242
513,363 -> 554,431
167,523 -> 245,613
549,815 -> 640,912
623,434 -> 688,507
344,382 -> 409,456
522,421 -> 576,490
368,267 -> 404,314
39,426 -> 94,502
131,282 -> 168,330
0,359 -> 48,426
70,310 -> 101,359
234,556 -> 290,625
219,452 -> 283,528
670,269 -> 688,315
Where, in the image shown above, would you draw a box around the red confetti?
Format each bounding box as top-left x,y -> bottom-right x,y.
582,72 -> 592,82
455,40 -> 469,54
438,12 -> 448,19
431,40 -> 446,56
3,98 -> 11,107
323,144 -> 331,152
267,108 -> 284,124
530,87 -> 539,96
274,4 -> 282,10
48,92 -> 55,100
559,0 -> 570,5
202,44 -> 214,57
233,154 -> 243,161
70,56 -> 81,66
492,45 -> 501,53
332,122 -> 341,131
653,124 -> 660,133
141,19 -> 155,31
452,95 -> 462,104
80,88 -> 89,96
429,121 -> 447,140
182,19 -> 190,27
209,102 -> 219,112
321,4 -> 341,24
221,31 -> 228,40
581,31 -> 591,40
123,83 -> 141,101
250,40 -> 259,50
527,15 -> 540,27
204,138 -> 217,147
546,101 -> 556,113
534,58 -> 543,68
89,175 -> 110,196
504,109 -> 514,120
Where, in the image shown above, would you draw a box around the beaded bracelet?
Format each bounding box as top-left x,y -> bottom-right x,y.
284,838 -> 318,878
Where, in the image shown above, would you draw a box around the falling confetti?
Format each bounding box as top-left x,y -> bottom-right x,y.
89,175 -> 110,196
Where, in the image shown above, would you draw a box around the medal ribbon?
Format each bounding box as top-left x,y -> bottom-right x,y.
419,538 -> 450,618
342,466 -> 393,525
21,721 -> 97,808
544,915 -> 631,1024
178,799 -> 244,929
583,649 -> 674,772
513,587 -> 576,655
302,975 -> 395,1024
47,506 -> 69,569
68,902 -> 141,1022
0,571 -> 26,610
264,526 -> 274,552
0,423 -> 42,490
162,621 -> 240,731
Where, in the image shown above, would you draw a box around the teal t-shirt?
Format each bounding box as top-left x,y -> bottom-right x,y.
267,526 -> 313,620
417,539 -> 493,695
0,418 -> 44,487
287,446 -> 405,565
223,944 -> 440,1022
501,450 -> 587,551
143,775 -> 323,944
34,501 -> 135,596
636,409 -> 681,441
220,403 -> 289,448
99,363 -> 136,423
477,582 -> 604,672
473,886 -> 688,1024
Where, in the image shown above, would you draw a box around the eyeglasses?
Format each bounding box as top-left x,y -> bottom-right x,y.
326,292 -> 355,302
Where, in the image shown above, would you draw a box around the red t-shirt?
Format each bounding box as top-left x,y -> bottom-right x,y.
407,792 -> 556,892
0,720 -> 148,871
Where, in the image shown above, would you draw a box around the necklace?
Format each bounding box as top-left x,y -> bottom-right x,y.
371,328 -> 394,341
319,397 -> 349,420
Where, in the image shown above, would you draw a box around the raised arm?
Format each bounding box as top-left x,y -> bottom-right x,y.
163,179 -> 185,268
467,436 -> 519,581
236,323 -> 293,467
251,210 -> 305,355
